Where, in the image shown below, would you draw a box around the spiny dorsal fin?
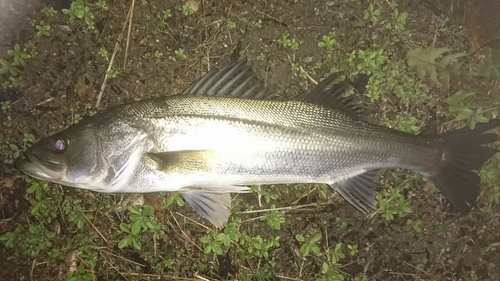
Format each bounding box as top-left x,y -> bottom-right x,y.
180,60 -> 275,99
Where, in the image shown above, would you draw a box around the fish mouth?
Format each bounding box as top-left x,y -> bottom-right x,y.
15,151 -> 66,182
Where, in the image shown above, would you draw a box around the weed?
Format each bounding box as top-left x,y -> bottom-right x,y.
444,91 -> 490,128
480,154 -> 500,212
62,0 -> 95,31
364,3 -> 381,24
174,48 -> 187,59
291,62 -> 308,79
387,8 -> 408,30
35,24 -> 51,37
256,52 -> 266,61
106,65 -> 120,78
384,114 -> 420,133
0,58 -> 18,77
8,44 -> 30,66
180,4 -> 195,16
118,204 -> 164,250
41,6 -> 57,16
278,33 -> 299,51
241,233 -> 280,259
158,9 -> 172,27
0,101 -> 10,112
405,219 -> 423,233
260,208 -> 286,230
226,18 -> 236,29
318,31 -> 337,51
95,0 -> 107,9
316,243 -> 347,281
162,9 -> 172,20
163,191 -> 185,208
335,217 -> 349,229
154,50 -> 163,58
376,185 -> 413,221
296,232 -> 322,257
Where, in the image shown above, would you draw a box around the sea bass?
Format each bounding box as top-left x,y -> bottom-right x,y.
16,60 -> 500,227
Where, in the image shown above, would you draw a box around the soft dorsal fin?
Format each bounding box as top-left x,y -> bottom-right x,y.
180,60 -> 275,99
294,74 -> 369,118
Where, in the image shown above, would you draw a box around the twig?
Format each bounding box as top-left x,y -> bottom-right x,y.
83,212 -> 110,245
240,201 -> 332,214
95,1 -> 134,108
123,0 -> 135,68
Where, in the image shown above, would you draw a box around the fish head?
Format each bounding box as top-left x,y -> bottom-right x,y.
16,120 -> 149,192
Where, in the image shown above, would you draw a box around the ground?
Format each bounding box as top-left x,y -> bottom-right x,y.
1,0 -> 500,280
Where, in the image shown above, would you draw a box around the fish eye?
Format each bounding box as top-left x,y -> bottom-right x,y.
51,138 -> 67,153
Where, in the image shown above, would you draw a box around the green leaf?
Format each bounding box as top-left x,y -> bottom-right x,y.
295,234 -> 305,242
131,220 -> 141,235
117,238 -> 129,248
119,222 -> 130,233
406,47 -> 466,89
127,204 -> 141,215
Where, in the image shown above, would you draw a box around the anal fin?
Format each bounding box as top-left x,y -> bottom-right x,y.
329,170 -> 378,214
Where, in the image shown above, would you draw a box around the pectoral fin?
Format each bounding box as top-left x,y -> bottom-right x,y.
329,170 -> 378,214
144,150 -> 249,227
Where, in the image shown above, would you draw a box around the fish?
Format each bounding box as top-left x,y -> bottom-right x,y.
15,60 -> 500,227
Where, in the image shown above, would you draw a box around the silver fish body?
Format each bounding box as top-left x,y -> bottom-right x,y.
16,60 -> 500,227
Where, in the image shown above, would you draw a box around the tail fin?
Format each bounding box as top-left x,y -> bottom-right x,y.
429,119 -> 500,213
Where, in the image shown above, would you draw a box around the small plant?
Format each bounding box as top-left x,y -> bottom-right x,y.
118,204 -> 163,250
174,48 -> 187,59
318,31 -> 337,51
35,24 -> 51,37
316,243 -> 347,281
240,233 -> 280,259
180,4 -> 195,16
376,185 -> 413,221
356,49 -> 387,71
8,44 -> 30,66
62,0 -> 95,31
364,3 -> 381,24
106,65 -> 120,78
261,208 -> 286,230
387,8 -> 408,30
256,52 -> 265,61
385,114 -> 420,133
162,9 -> 172,19
41,6 -> 57,16
335,217 -> 348,229
163,191 -> 185,208
296,232 -> 322,257
154,50 -> 163,58
278,33 -> 299,51
405,219 -> 423,233
158,9 -> 171,27
444,91 -> 489,128
98,47 -> 108,58
95,0 -> 107,9
226,18 -> 236,29
0,58 -> 18,76
291,62 -> 308,79
0,101 -> 10,112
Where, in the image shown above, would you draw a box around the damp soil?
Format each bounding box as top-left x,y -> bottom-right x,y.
1,0 -> 500,280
